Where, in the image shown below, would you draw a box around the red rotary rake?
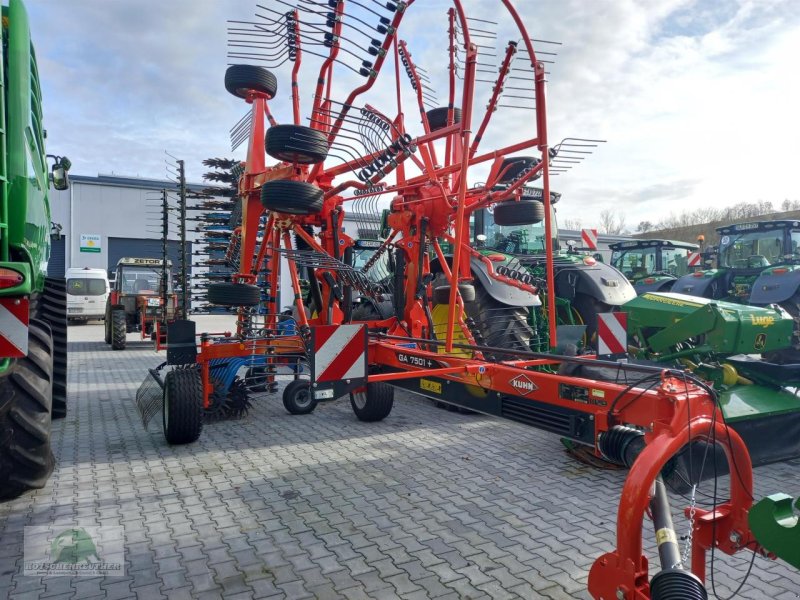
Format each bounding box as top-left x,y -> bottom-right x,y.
159,1 -> 798,597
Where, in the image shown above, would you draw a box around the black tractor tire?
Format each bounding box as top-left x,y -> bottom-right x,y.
497,156 -> 540,184
265,124 -> 329,165
111,309 -> 127,350
432,283 -> 476,305
224,64 -> 277,99
282,379 -> 317,415
163,368 -> 203,445
42,278 -> 67,419
260,180 -> 324,215
465,283 -> 534,355
104,307 -> 111,344
350,381 -> 394,422
493,200 -> 545,226
207,282 -> 261,307
571,293 -> 612,344
0,319 -> 55,500
426,107 -> 462,131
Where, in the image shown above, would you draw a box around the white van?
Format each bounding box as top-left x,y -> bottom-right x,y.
66,267 -> 110,322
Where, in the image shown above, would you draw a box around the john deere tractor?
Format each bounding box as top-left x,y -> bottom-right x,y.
0,0 -> 71,499
610,239 -> 698,294
672,220 -> 800,361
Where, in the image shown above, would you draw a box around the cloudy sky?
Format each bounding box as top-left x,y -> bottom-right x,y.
27,0 -> 800,230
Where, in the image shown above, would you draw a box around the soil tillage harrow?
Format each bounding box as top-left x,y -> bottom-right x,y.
133,1 -> 800,596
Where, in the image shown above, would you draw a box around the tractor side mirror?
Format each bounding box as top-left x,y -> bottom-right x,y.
49,155 -> 72,191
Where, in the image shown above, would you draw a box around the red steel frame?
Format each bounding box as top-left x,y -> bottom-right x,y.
200,2 -> 777,597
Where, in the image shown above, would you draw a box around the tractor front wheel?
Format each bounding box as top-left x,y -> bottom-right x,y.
111,309 -> 127,350
282,380 -> 317,415
350,382 -> 394,422
163,368 -> 203,445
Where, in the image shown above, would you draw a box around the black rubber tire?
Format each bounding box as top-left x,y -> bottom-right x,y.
265,124 -> 328,165
163,368 -> 203,445
497,156 -> 540,184
224,64 -> 277,99
260,180 -> 324,215
282,380 -> 317,415
432,283 -> 476,305
350,381 -> 394,422
426,107 -> 462,131
571,293 -> 612,344
0,320 -> 54,500
465,283 -> 534,354
104,306 -> 112,344
492,200 -> 545,226
42,278 -> 67,419
111,309 -> 126,350
207,282 -> 261,307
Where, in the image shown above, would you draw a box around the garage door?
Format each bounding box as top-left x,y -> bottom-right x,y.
107,238 -> 191,274
48,236 -> 66,278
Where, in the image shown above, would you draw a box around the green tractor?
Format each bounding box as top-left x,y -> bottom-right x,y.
463,187 -> 637,349
610,239 -> 698,294
0,0 -> 71,499
672,220 -> 800,362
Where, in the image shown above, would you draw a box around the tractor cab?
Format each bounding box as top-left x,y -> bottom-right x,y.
610,239 -> 697,294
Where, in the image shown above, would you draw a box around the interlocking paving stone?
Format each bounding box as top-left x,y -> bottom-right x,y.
0,319 -> 798,599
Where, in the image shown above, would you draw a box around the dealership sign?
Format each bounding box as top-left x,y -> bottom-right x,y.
79,234 -> 101,253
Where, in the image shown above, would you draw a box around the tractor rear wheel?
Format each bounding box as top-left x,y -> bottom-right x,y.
111,309 -> 126,350
163,368 -> 203,445
260,180 -> 324,215
104,306 -> 112,344
0,319 -> 55,500
42,277 -> 67,419
465,282 -> 534,355
426,107 -> 462,131
207,282 -> 261,307
265,124 -> 328,165
350,382 -> 394,422
432,282 -> 476,305
282,380 -> 317,415
224,64 -> 277,99
571,293 -> 612,344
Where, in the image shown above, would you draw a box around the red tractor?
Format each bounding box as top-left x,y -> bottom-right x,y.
104,257 -> 176,350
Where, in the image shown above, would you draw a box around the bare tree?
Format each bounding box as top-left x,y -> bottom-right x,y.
599,209 -> 626,235
636,220 -> 653,233
562,217 -> 582,231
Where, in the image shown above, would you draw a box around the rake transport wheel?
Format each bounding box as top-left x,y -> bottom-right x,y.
163,368 -> 203,445
492,199 -> 545,226
265,124 -> 329,165
207,282 -> 261,307
432,283 -> 476,305
224,64 -> 277,99
42,277 -> 67,419
111,308 -> 126,350
0,319 -> 54,500
350,382 -> 394,422
282,379 -> 317,415
425,106 -> 462,131
260,180 -> 324,215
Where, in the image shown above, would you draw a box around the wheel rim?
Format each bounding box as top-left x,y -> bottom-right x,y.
352,391 -> 367,409
294,386 -> 311,409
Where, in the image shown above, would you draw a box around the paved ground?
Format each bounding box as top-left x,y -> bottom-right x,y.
1,317 -> 799,599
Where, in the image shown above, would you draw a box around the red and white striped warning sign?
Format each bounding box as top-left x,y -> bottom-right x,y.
0,298 -> 29,358
687,252 -> 702,267
597,312 -> 627,358
581,228 -> 598,250
312,324 -> 367,382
